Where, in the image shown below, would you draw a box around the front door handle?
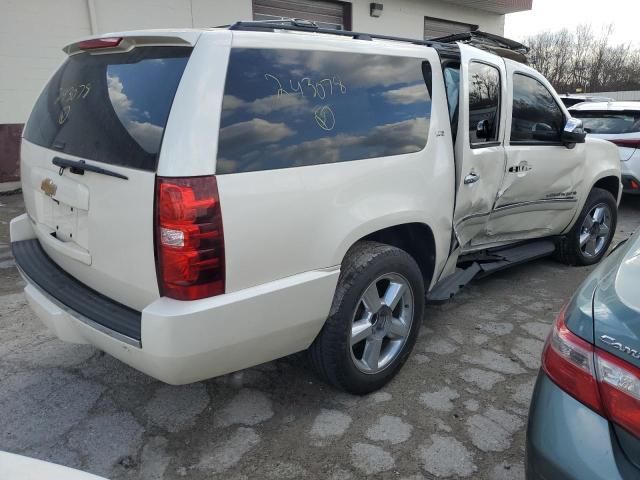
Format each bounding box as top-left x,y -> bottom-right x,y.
464,172 -> 480,185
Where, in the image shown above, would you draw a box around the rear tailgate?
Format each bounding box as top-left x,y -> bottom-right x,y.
20,34 -> 196,310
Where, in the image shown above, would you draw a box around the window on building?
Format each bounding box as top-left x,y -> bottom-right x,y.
252,0 -> 350,30
216,48 -> 432,174
424,16 -> 476,39
511,74 -> 565,143
468,62 -> 501,145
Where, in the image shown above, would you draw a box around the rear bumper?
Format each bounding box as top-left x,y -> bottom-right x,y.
526,372 -> 638,480
621,174 -> 640,194
10,214 -> 339,384
621,151 -> 640,194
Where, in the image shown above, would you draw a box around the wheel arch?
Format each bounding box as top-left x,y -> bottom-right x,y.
592,175 -> 621,204
563,171 -> 621,235
345,222 -> 437,290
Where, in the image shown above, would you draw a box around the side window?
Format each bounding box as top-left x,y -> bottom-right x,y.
443,64 -> 460,123
468,62 -> 501,146
510,73 -> 565,144
217,49 -> 432,174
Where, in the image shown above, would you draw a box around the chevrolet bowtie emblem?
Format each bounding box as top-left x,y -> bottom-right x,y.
41,178 -> 57,197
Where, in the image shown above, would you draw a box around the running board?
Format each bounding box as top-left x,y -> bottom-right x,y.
427,239 -> 556,303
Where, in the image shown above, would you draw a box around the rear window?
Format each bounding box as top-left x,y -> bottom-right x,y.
23,46 -> 191,171
572,112 -> 640,134
216,48 -> 432,174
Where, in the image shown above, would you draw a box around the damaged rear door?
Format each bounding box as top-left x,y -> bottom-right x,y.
486,64 -> 585,241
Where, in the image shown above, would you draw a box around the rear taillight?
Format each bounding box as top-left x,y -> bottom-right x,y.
155,176 -> 225,301
542,306 -> 640,438
78,37 -> 122,50
610,139 -> 640,149
597,350 -> 640,438
542,307 -> 603,414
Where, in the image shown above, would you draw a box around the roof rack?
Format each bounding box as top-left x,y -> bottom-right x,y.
227,19 -> 529,63
227,19 -> 459,55
429,31 -> 529,63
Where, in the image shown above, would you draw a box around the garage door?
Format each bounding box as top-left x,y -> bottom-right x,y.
424,16 -> 476,39
253,0 -> 348,30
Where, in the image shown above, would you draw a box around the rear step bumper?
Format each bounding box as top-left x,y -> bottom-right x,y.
10,216 -> 340,384
12,239 -> 142,345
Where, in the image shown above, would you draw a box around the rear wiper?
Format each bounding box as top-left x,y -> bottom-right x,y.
52,157 -> 128,180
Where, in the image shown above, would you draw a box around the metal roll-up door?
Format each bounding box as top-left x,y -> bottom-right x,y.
253,0 -> 347,30
424,16 -> 474,39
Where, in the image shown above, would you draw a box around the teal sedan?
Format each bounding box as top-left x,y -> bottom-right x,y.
527,230 -> 640,479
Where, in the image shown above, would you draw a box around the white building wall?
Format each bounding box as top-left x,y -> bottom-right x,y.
351,0 -> 505,39
0,0 -> 505,125
0,0 -> 92,125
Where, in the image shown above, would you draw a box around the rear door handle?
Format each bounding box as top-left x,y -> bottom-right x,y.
464,172 -> 480,184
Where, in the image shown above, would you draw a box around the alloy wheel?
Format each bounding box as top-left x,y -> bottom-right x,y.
350,273 -> 414,374
579,203 -> 612,258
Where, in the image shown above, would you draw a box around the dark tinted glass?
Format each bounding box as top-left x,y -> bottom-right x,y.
468,62 -> 500,144
24,47 -> 191,171
511,74 -> 565,143
444,65 -> 460,122
573,112 -> 640,134
217,48 -> 432,174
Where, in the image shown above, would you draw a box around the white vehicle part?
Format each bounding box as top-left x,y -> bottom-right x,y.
0,451 -> 107,480
203,31 -> 456,291
487,61 -> 586,243
452,44 -> 508,249
21,259 -> 340,384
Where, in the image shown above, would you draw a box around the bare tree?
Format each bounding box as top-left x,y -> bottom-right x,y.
524,24 -> 640,93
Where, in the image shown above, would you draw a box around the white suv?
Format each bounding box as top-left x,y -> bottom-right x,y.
10,22 -> 621,394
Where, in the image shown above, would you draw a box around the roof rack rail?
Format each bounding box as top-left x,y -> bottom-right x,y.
227,19 -> 459,54
429,31 -> 529,63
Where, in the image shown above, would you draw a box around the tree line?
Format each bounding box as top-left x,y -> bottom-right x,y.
524,25 -> 640,94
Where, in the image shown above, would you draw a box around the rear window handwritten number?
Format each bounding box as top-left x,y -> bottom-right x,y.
58,105 -> 71,125
332,76 -> 346,94
264,73 -> 288,96
314,105 -> 335,131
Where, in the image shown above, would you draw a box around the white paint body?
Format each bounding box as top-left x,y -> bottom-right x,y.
11,29 -> 621,384
0,451 -> 107,480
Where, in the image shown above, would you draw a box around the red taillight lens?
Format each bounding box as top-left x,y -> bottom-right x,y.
610,139 -> 640,149
78,37 -> 122,50
597,349 -> 640,438
543,305 -> 640,438
155,176 -> 225,301
542,307 -> 604,414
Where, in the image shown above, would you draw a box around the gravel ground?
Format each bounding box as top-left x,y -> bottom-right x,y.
1,192 -> 639,479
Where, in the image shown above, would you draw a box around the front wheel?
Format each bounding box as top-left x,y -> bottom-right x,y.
555,187 -> 618,266
308,242 -> 425,394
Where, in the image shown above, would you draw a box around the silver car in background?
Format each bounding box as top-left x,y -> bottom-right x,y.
570,102 -> 640,194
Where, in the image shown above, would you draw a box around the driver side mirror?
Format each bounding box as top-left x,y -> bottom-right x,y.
561,117 -> 586,147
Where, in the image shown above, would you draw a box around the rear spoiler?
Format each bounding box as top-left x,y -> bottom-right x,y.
63,30 -> 201,55
429,31 -> 529,64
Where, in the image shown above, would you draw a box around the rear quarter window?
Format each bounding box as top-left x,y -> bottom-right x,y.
23,46 -> 191,171
216,48 -> 432,174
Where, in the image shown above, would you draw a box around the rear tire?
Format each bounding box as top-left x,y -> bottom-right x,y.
308,241 -> 424,394
555,187 -> 617,266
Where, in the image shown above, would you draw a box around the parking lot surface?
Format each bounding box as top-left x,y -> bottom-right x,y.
1,192 -> 639,480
